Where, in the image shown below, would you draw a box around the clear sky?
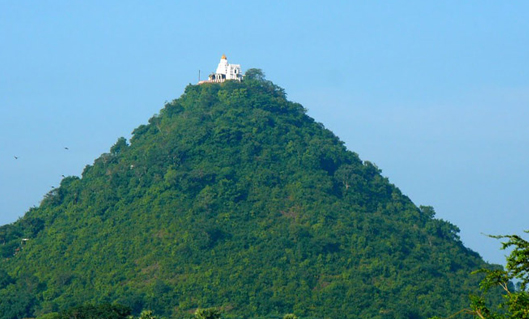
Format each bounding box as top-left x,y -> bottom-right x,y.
1,1 -> 528,266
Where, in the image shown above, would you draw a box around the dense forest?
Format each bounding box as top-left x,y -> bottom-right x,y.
0,71 -> 500,318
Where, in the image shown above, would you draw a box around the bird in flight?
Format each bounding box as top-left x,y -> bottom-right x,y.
64,147 -> 69,150
14,156 -> 18,160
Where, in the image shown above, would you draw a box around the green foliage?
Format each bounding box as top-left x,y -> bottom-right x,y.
194,307 -> 221,319
0,79 -> 499,318
38,313 -> 61,319
53,303 -> 131,319
431,232 -> 529,319
138,309 -> 159,319
111,137 -> 129,155
244,68 -> 266,81
0,273 -> 40,319
0,269 -> 13,288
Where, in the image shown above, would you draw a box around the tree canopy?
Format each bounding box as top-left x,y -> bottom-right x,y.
244,68 -> 266,81
432,232 -> 529,319
0,78 -> 500,318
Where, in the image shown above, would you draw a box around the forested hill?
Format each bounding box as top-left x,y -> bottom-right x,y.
0,73 -> 495,318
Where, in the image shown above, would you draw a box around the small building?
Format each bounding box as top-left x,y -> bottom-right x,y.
199,54 -> 243,84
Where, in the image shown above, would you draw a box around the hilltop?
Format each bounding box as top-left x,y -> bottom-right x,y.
0,72 -> 497,318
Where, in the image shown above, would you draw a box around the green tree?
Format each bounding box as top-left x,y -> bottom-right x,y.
110,137 -> 129,155
432,231 -> 529,319
194,308 -> 221,319
0,269 -> 13,288
56,303 -> 131,319
244,68 -> 266,81
138,310 -> 158,319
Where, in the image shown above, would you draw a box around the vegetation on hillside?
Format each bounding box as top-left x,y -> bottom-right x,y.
0,71 -> 500,318
432,232 -> 529,319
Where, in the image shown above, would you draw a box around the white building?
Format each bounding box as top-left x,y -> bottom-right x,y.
199,54 -> 243,84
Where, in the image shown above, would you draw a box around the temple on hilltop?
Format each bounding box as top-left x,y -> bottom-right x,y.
198,54 -> 243,84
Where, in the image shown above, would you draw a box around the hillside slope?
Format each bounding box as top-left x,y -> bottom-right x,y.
0,76 -> 494,318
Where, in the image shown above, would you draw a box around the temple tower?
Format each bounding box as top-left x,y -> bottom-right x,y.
199,54 -> 242,84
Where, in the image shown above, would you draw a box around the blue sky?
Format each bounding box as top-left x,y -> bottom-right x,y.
1,1 -> 528,266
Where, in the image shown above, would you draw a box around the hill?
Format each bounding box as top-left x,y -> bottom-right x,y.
0,74 -> 496,318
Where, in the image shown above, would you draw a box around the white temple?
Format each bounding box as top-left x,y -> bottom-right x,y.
199,54 -> 243,84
